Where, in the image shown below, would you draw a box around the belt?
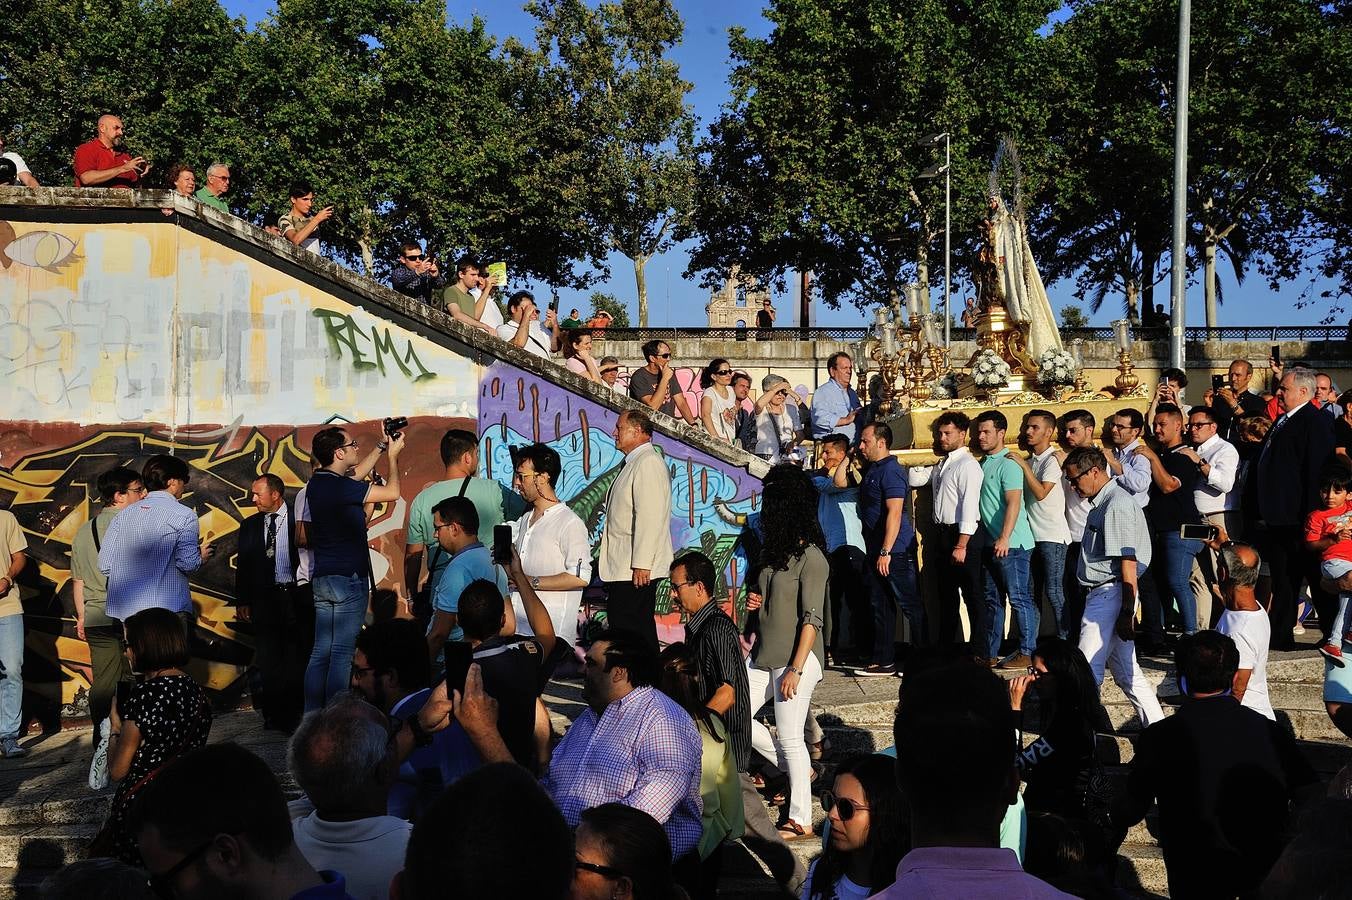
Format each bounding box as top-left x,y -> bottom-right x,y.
1083,579 -> 1117,592
273,582 -> 297,590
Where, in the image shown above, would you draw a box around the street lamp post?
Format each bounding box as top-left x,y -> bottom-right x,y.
1168,0 -> 1191,370
918,132 -> 952,347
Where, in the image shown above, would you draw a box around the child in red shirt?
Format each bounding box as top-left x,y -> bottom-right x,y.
1306,464 -> 1352,665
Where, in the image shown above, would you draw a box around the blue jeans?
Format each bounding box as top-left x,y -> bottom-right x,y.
0,615 -> 22,740
983,546 -> 1037,658
1035,541 -> 1069,640
869,548 -> 924,666
1148,532 -> 1203,637
305,574 -> 368,712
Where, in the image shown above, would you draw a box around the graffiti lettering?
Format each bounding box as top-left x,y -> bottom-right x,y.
314,309 -> 436,382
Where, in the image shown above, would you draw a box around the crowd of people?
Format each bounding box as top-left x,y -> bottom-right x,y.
9,113 -> 1352,899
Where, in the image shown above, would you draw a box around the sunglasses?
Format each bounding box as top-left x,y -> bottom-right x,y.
715,369 -> 732,376
404,254 -> 423,260
600,367 -> 618,375
147,837 -> 215,899
821,790 -> 870,822
656,352 -> 672,359
575,859 -> 627,880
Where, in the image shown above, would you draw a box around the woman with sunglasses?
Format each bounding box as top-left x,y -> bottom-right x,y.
571,803 -> 685,900
1008,637 -> 1112,821
803,753 -> 907,900
698,359 -> 739,444
747,464 -> 828,840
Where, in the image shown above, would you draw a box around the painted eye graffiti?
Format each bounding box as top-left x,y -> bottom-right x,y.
1,229 -> 79,272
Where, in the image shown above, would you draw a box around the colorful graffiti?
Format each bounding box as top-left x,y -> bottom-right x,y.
478,361 -> 762,645
0,207 -> 764,719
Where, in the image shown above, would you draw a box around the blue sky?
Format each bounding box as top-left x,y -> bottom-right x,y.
223,0 -> 1341,329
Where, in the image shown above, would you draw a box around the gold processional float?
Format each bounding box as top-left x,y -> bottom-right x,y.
852,139 -> 1149,466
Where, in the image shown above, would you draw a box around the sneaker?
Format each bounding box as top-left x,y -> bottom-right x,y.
1319,643 -> 1346,668
0,737 -> 27,759
1294,623 -> 1306,635
853,663 -> 897,677
997,653 -> 1034,670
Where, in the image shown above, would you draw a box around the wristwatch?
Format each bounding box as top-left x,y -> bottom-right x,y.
531,575 -> 542,591
879,548 -> 892,556
786,665 -> 802,676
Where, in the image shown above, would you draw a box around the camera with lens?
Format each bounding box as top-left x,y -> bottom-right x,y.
383,416 -> 409,440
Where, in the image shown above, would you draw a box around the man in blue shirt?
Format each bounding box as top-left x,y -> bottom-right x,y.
303,426 -> 404,712
810,352 -> 862,442
100,454 -> 212,628
812,433 -> 872,664
425,496 -> 507,663
855,422 -> 923,676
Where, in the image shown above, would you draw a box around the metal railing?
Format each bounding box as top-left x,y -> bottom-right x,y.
592,325 -> 1352,343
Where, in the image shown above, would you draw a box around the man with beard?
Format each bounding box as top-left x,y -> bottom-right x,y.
73,114 -> 150,188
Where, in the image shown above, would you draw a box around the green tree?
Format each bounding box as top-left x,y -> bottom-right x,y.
587,290 -> 631,327
1060,304 -> 1090,329
0,0 -> 244,187
526,0 -> 697,326
686,0 -> 1060,313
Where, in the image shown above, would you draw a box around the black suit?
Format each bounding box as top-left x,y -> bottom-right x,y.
1210,391 -> 1266,443
1245,402 -> 1336,647
235,503 -> 312,729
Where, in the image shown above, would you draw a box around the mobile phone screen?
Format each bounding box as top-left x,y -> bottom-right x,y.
444,642 -> 473,696
493,524 -> 513,565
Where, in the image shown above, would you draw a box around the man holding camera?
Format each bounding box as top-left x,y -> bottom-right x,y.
391,243 -> 446,306
73,114 -> 149,189
302,424 -> 404,712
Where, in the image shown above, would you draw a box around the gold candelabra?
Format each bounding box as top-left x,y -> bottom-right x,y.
1111,319 -> 1139,393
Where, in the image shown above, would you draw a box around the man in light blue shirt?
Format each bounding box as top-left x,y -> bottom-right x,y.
810,352 -> 862,442
812,433 -> 870,662
1106,408 -> 1152,509
425,496 -> 506,662
99,454 -> 210,626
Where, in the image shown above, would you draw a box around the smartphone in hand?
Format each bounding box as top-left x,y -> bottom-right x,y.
492,524 -> 513,566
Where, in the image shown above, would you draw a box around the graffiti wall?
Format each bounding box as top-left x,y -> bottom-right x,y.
478,361 -> 761,645
0,212 -> 762,719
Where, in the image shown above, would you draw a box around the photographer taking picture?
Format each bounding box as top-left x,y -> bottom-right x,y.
391,243 -> 446,306
302,421 -> 404,712
280,182 -> 333,255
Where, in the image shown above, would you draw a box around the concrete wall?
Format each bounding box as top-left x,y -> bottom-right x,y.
0,193 -> 765,718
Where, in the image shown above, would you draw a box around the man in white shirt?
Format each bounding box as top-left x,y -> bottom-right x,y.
1012,410 -> 1072,640
909,412 -> 985,649
289,696 -> 413,900
1213,542 -> 1275,720
0,136 -> 39,187
1181,408 -> 1241,629
1105,408 -> 1152,509
496,290 -> 558,360
1058,409 -> 1098,642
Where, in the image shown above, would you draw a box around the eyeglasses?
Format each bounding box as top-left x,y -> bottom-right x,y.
340,440 -> 360,450
432,522 -> 454,532
147,837 -> 216,899
351,664 -> 375,678
820,791 -> 870,822
404,254 -> 423,261
1025,666 -> 1046,678
1065,468 -> 1097,484
1109,423 -> 1138,431
575,859 -> 626,881
715,369 -> 732,376
656,352 -> 672,359
513,470 -> 539,481
1186,421 -> 1216,429
668,580 -> 698,593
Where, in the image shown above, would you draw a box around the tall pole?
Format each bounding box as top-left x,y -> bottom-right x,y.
1168,0 -> 1191,370
943,133 -> 952,347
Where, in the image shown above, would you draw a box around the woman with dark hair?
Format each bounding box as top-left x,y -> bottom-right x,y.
1008,637 -> 1112,820
658,644 -> 743,898
746,464 -> 828,840
698,358 -> 738,444
803,754 -> 908,900
164,163 -> 195,197
97,607 -> 212,863
562,329 -> 603,383
571,803 -> 686,900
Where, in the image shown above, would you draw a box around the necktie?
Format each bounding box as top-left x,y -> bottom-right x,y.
266,513 -> 278,560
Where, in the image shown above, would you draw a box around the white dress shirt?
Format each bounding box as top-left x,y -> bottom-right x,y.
1193,433 -> 1240,514
510,501 -> 592,647
268,503 -> 296,584
909,446 -> 982,535
1026,447 -> 1071,544
293,485 -> 313,585
1113,438 -> 1152,509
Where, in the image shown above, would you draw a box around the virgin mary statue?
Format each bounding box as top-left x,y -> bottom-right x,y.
977,139 -> 1062,363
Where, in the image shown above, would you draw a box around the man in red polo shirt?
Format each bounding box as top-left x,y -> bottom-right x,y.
73,115 -> 150,189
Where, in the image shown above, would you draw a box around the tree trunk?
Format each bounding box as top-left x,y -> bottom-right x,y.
1126,276 -> 1139,325
634,254 -> 649,328
916,236 -> 930,297
1203,233 -> 1218,330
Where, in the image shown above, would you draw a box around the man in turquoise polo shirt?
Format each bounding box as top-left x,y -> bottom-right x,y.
974,410 -> 1038,669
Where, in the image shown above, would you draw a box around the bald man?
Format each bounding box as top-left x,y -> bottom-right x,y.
73,115 -> 149,189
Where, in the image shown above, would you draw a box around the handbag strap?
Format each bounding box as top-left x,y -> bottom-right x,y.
91,516 -> 102,553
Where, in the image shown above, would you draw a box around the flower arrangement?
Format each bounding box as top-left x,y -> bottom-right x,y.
1036,348 -> 1079,386
927,372 -> 960,399
971,349 -> 1011,387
